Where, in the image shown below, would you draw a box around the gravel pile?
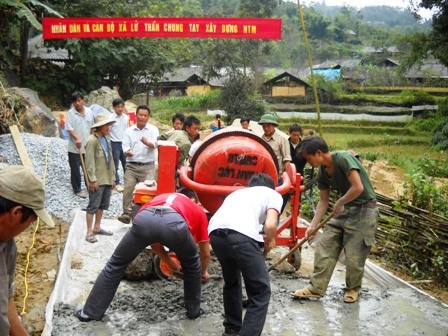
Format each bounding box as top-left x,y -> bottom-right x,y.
0,133 -> 123,223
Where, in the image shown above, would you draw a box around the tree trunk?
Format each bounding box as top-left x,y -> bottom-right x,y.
20,20 -> 30,78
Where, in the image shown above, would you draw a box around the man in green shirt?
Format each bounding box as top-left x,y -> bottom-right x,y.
158,115 -> 201,168
291,136 -> 378,303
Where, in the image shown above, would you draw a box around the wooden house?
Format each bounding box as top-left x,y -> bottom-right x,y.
263,72 -> 310,97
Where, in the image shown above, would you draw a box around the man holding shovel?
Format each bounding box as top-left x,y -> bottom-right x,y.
291,136 -> 378,303
66,91 -> 93,198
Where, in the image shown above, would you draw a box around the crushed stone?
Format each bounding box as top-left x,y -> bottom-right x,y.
0,133 -> 123,222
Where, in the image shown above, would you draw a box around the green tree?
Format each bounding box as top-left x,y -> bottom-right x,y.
0,0 -> 61,75
219,71 -> 266,123
403,0 -> 448,68
42,0 -> 188,100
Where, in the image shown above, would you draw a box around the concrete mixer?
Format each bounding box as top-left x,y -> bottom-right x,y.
125,129 -> 306,280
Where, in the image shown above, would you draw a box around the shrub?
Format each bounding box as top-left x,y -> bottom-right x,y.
363,151 -> 383,162
399,90 -> 435,106
402,171 -> 448,217
219,71 -> 266,123
431,118 -> 448,150
416,156 -> 448,178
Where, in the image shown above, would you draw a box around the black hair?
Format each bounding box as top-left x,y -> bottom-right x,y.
248,173 -> 275,190
71,91 -> 84,102
183,115 -> 201,129
177,187 -> 199,203
172,113 -> 185,123
289,123 -> 303,134
0,196 -> 35,222
240,117 -> 251,123
136,105 -> 151,115
298,136 -> 329,155
112,98 -> 125,107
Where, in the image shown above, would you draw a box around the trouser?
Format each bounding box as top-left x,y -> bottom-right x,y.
111,141 -> 126,184
122,162 -> 154,213
309,205 -> 379,296
210,229 -> 270,336
68,152 -> 85,193
83,208 -> 201,320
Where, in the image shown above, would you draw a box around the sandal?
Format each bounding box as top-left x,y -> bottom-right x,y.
118,213 -> 131,224
85,233 -> 98,243
290,288 -> 323,299
343,289 -> 359,303
93,228 -> 113,236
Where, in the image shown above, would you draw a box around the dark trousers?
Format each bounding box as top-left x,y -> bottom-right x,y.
111,141 -> 126,184
210,229 -> 271,336
68,152 -> 84,193
83,209 -> 201,320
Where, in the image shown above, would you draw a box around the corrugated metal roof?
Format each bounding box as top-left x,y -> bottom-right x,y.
27,34 -> 69,60
406,59 -> 448,79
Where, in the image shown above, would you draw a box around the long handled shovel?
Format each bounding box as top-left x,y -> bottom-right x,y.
268,212 -> 334,272
79,148 -> 90,189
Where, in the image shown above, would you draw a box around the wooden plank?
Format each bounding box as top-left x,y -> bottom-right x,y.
9,125 -> 33,171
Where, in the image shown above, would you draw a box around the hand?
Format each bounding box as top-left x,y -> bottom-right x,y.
264,237 -> 276,252
125,150 -> 133,157
171,267 -> 184,279
112,182 -> 116,189
305,225 -> 316,241
201,271 -> 210,283
75,138 -> 82,149
89,181 -> 99,192
333,200 -> 345,216
141,137 -> 149,146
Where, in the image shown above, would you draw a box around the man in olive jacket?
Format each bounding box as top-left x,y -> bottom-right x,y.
85,113 -> 116,243
158,115 -> 201,167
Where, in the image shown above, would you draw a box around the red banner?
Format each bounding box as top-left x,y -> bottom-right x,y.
42,17 -> 281,40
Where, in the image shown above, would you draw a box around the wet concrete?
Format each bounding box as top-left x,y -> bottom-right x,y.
50,214 -> 448,336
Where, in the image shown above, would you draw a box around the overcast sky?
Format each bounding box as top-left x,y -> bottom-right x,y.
299,0 -> 433,19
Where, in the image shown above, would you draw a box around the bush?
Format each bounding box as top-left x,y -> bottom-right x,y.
362,151 -> 383,161
431,118 -> 448,150
438,97 -> 448,118
219,71 -> 266,123
402,171 -> 448,217
399,90 -> 435,106
416,156 -> 448,178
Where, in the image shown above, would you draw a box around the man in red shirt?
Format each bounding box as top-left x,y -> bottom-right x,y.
76,188 -> 210,321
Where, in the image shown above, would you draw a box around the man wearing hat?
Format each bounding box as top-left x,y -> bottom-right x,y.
0,165 -> 55,335
84,113 -> 116,243
258,114 -> 291,176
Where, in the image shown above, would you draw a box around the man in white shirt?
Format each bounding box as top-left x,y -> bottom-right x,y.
118,105 -> 159,224
208,173 -> 282,336
110,98 -> 129,190
65,91 -> 94,198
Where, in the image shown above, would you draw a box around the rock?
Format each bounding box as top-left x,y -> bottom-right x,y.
8,87 -> 58,137
46,269 -> 57,281
124,249 -> 154,280
71,253 -> 83,269
87,86 -> 119,111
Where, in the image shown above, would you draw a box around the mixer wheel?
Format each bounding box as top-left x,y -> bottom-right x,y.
153,252 -> 182,280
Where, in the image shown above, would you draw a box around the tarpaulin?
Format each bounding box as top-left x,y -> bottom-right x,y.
42,17 -> 282,40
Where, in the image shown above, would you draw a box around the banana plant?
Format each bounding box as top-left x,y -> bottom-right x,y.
0,0 -> 63,30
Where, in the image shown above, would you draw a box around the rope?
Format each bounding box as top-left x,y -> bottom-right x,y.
21,138 -> 51,315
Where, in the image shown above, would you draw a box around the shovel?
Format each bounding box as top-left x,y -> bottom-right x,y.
79,147 -> 90,189
268,212 -> 334,272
